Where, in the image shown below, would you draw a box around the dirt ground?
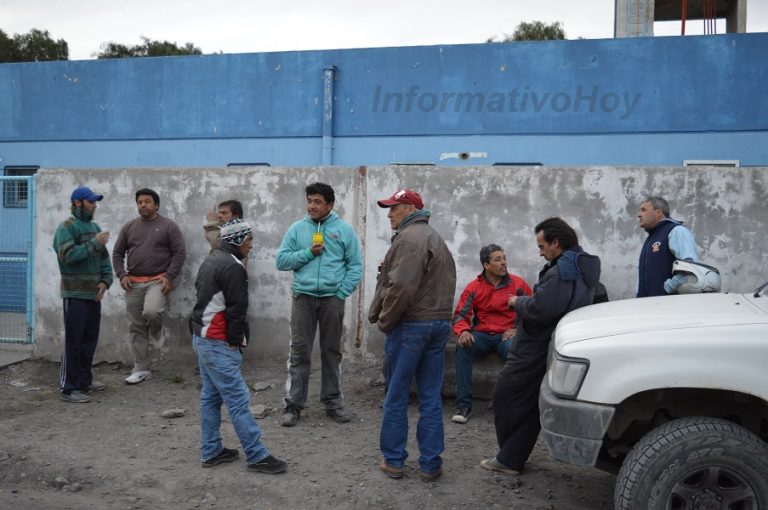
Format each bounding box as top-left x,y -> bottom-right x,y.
0,357 -> 615,510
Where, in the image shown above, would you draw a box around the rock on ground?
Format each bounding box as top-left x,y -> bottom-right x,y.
0,359 -> 615,509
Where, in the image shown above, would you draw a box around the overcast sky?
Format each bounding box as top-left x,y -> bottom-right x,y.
3,0 -> 767,61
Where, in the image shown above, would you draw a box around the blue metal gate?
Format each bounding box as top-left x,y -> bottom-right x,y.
0,175 -> 35,344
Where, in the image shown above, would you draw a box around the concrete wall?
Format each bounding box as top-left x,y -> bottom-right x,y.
34,165 -> 768,365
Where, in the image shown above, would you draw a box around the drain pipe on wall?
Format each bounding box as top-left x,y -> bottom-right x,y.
322,65 -> 337,165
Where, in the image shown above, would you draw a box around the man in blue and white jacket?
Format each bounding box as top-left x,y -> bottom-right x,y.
276,182 -> 363,426
637,196 -> 699,297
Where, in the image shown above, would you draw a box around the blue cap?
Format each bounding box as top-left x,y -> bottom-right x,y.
70,186 -> 104,203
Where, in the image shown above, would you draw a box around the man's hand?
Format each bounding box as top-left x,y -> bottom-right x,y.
153,275 -> 173,294
120,276 -> 132,291
205,207 -> 217,223
508,296 -> 518,309
457,330 -> 474,348
502,328 -> 516,340
95,231 -> 110,245
96,282 -> 108,302
310,243 -> 324,256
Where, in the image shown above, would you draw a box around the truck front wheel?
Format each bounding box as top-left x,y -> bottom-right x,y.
615,416 -> 768,509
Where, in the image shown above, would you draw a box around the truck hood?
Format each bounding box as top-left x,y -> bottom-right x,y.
554,292 -> 768,346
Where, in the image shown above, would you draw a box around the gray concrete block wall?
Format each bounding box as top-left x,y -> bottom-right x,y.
34,165 -> 768,368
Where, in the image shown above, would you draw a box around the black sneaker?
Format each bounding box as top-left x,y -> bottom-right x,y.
281,407 -> 300,427
247,455 -> 287,474
451,407 -> 471,424
82,381 -> 106,392
201,447 -> 239,468
60,390 -> 91,403
326,407 -> 352,423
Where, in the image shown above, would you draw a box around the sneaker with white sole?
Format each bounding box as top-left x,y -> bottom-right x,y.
201,447 -> 239,468
125,371 -> 152,385
60,390 -> 91,403
452,407 -> 471,424
480,457 -> 521,475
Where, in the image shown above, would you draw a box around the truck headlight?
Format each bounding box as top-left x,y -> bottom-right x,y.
547,353 -> 589,399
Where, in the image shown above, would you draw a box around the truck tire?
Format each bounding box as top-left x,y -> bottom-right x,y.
615,416 -> 768,510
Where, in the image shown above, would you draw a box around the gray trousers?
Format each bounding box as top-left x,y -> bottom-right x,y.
284,294 -> 345,411
125,280 -> 166,372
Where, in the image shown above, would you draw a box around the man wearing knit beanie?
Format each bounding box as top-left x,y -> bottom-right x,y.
189,219 -> 287,474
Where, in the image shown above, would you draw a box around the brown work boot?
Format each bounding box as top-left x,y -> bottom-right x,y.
420,467 -> 442,482
379,459 -> 404,479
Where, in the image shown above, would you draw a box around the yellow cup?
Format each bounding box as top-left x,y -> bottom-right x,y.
312,232 -> 324,245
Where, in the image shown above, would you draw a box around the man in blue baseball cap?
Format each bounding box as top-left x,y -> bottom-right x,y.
70,186 -> 104,203
53,185 -> 112,403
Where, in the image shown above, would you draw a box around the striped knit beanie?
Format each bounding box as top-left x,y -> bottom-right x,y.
220,219 -> 252,246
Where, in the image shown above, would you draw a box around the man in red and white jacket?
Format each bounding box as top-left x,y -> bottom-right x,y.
451,244 -> 532,424
189,219 -> 287,475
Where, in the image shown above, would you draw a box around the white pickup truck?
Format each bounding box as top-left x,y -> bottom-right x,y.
539,283 -> 768,509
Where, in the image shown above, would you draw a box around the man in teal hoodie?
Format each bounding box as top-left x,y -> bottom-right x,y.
53,186 -> 113,403
276,182 -> 362,426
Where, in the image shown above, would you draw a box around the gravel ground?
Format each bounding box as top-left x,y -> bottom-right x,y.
0,358 -> 615,509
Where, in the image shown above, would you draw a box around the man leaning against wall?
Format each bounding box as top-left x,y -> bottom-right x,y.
112,188 -> 186,385
275,182 -> 362,427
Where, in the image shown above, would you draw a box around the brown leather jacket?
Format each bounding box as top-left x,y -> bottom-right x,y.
368,213 -> 456,334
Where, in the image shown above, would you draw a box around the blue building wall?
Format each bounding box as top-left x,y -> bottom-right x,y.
0,33 -> 766,169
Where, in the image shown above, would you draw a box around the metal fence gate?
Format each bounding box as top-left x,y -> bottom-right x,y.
0,175 -> 35,344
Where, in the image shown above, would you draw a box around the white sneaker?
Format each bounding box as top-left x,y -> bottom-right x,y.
125,371 -> 152,385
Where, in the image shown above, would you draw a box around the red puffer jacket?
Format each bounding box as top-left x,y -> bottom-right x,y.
452,272 -> 532,337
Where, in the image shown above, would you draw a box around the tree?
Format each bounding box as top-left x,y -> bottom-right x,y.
0,29 -> 14,62
96,36 -> 202,59
487,21 -> 566,43
0,28 -> 69,62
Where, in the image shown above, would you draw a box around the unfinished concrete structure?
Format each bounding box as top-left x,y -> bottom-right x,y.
615,0 -> 748,37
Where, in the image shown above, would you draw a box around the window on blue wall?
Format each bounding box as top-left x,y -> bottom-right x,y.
3,166 -> 38,208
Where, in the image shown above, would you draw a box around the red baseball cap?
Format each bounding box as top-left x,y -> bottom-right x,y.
377,189 -> 424,210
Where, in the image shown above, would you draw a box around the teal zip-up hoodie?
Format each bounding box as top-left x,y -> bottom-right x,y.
276,211 -> 362,299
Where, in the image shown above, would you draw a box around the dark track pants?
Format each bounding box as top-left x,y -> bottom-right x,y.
491,348 -> 548,471
59,298 -> 101,394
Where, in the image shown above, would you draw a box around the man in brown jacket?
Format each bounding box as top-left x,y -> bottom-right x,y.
369,188 -> 456,482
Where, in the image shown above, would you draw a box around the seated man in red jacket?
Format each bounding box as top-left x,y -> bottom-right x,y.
451,244 -> 532,424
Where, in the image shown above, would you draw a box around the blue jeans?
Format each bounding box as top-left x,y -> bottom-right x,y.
454,331 -> 512,410
380,320 -> 450,473
193,335 -> 270,464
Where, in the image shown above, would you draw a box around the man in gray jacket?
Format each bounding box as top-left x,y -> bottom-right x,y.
369,188 -> 456,482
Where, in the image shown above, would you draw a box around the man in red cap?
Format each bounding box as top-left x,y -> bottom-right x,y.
369,188 -> 456,482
